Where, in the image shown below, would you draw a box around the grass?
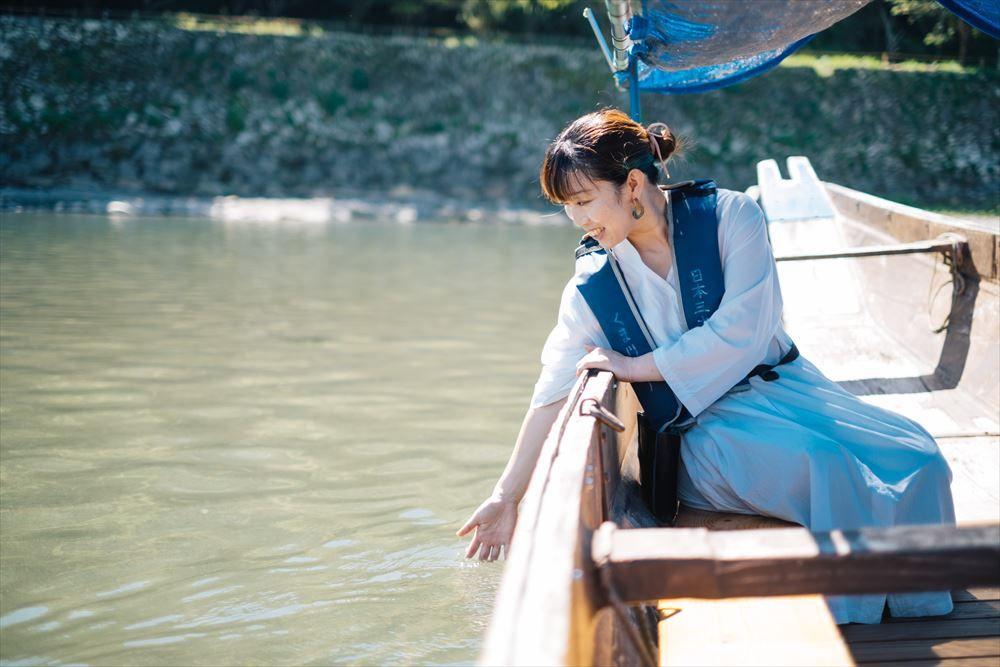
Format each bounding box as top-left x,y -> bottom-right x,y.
163,14 -> 990,74
171,13 -> 327,37
782,52 -> 977,76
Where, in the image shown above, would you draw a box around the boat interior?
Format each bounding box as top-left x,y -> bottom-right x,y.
481,158 -> 999,667
657,158 -> 1000,666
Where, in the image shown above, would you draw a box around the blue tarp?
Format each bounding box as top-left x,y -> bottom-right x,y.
939,0 -> 1000,39
628,0 -> 999,95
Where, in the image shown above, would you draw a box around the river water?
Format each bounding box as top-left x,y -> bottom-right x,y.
0,212 -> 581,666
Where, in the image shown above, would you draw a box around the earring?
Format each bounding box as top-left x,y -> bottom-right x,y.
631,199 -> 645,219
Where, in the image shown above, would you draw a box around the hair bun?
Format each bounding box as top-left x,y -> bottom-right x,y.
538,107 -> 688,203
645,122 -> 678,160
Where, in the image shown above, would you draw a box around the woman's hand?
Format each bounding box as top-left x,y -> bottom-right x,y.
456,495 -> 518,561
576,344 -> 635,380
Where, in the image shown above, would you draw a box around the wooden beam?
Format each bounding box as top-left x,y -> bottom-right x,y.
592,521 -> 1000,604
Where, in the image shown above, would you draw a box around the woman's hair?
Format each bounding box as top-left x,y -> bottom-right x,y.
539,107 -> 683,204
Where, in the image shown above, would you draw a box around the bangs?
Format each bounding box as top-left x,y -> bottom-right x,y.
539,146 -> 593,205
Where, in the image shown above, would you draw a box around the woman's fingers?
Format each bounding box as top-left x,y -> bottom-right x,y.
465,535 -> 482,559
458,498 -> 515,561
456,514 -> 479,537
576,346 -> 624,377
463,534 -> 509,562
576,351 -> 602,376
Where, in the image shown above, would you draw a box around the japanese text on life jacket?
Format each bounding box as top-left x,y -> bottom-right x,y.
612,311 -> 640,357
689,268 -> 712,326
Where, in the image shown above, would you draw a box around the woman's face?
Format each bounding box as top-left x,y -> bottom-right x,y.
561,174 -> 633,249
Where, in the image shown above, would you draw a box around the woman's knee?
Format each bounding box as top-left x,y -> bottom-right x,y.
925,449 -> 954,484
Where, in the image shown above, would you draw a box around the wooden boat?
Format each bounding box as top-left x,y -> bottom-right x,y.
480,161 -> 1000,666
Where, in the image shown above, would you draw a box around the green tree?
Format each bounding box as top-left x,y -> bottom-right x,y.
455,0 -> 579,34
887,0 -> 974,63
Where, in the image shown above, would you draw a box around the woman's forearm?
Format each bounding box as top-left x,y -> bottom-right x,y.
625,352 -> 665,383
492,397 -> 567,504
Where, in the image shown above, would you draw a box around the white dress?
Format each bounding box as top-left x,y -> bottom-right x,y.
529,188 -> 957,625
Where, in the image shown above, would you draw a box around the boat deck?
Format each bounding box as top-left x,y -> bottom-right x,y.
839,586 -> 1000,666
657,186 -> 1000,666
658,508 -> 1000,666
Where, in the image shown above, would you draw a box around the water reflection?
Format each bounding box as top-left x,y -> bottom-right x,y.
0,212 -> 578,665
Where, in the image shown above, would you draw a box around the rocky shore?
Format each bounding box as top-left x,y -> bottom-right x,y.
1,15 -> 997,215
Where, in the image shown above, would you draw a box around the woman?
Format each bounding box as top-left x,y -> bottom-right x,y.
457,107 -> 956,625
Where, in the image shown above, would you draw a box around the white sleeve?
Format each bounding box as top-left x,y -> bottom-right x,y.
651,192 -> 783,417
528,280 -> 604,409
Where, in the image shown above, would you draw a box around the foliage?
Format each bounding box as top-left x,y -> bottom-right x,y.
1,15 -> 996,210
2,0 -> 995,64
885,0 -> 987,63
889,0 -> 965,46
783,52 -> 974,76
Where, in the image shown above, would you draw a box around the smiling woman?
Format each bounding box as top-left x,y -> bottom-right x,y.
458,106 -> 959,626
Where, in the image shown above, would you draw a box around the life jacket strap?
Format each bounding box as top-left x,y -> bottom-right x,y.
662,343 -> 800,436
743,343 -> 800,383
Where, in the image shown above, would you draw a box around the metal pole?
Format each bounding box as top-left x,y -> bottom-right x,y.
628,54 -> 642,123
583,7 -> 616,73
604,0 -> 633,73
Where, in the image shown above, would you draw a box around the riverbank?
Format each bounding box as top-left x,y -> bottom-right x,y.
1,15 -> 997,211
0,186 -> 557,224
3,185 -> 996,227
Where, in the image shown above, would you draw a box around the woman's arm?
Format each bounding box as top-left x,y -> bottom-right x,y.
492,397 -> 567,503
460,273 -> 597,561
648,193 -> 783,416
457,396 -> 567,561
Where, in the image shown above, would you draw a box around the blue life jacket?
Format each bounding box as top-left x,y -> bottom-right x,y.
573,179 -> 726,433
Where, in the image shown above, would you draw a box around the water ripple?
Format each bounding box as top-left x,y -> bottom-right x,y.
0,213 -> 572,665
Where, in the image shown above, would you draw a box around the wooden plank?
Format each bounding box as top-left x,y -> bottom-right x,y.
825,182 -> 1000,282
773,209 -> 1000,438
954,588 -> 1000,602
658,595 -> 852,666
862,659 -> 1000,667
846,637 -> 1000,662
602,380 -> 641,523
841,617 -> 1000,642
674,505 -> 800,530
481,370 -> 615,666
593,522 -> 1000,603
938,437 -> 1000,526
884,600 -> 1000,623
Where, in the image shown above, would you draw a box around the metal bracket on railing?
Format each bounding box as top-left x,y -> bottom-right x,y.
937,232 -> 968,296
580,398 -> 626,432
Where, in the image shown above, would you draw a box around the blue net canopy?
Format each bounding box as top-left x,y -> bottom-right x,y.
630,0 -> 871,94
938,0 -> 1000,39
629,0 -> 1000,95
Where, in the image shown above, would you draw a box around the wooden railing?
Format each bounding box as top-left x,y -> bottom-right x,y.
479,369 -> 639,666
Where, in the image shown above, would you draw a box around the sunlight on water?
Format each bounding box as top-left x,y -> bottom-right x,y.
0,212 -> 580,665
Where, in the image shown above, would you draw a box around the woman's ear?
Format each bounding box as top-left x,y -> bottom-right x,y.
626,168 -> 645,198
